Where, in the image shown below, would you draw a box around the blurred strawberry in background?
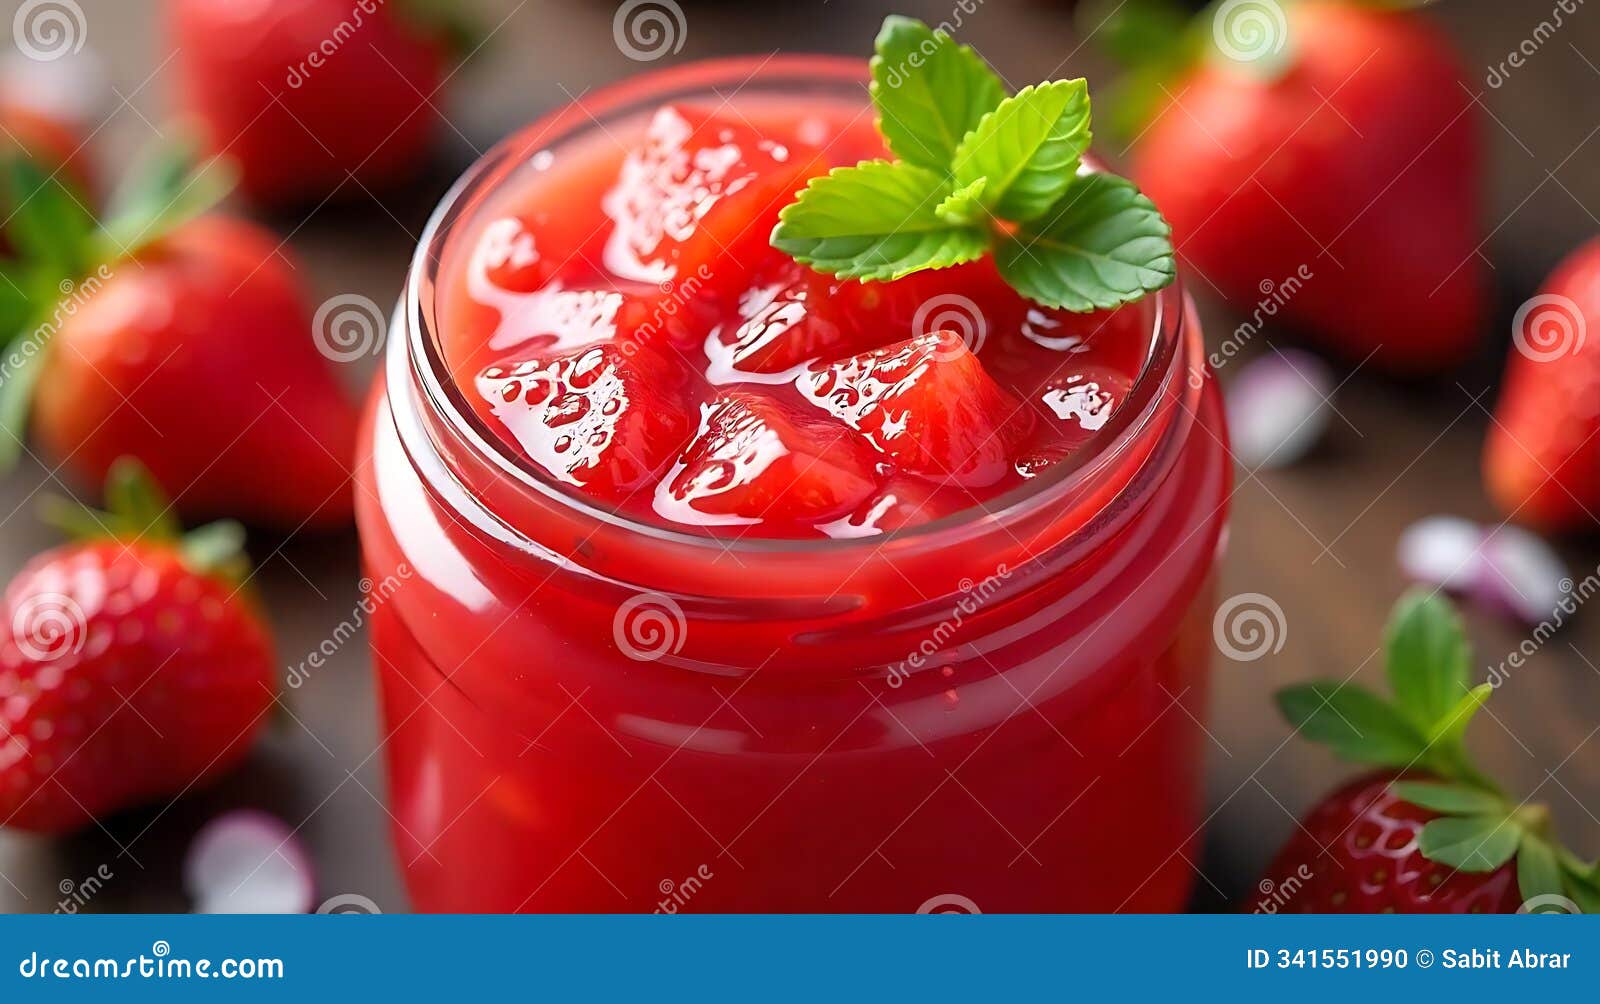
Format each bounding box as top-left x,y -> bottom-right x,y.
1484,239 -> 1600,532
164,0 -> 474,207
0,143 -> 361,530
1089,0 -> 1486,372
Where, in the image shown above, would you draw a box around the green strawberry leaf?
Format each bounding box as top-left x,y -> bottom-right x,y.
1390,781 -> 1506,817
96,137 -> 235,262
180,519 -> 250,583
104,456 -> 183,541
1562,862 -> 1600,914
770,160 -> 988,282
869,15 -> 1005,170
1418,815 -> 1522,873
995,173 -> 1176,311
935,177 -> 988,226
1517,836 -> 1566,904
0,336 -> 46,469
394,0 -> 487,62
953,80 -> 1092,222
1275,682 -> 1427,767
4,158 -> 95,278
1385,589 -> 1471,733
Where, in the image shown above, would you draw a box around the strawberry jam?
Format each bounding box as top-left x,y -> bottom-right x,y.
439,100 -> 1148,538
357,58 -> 1231,913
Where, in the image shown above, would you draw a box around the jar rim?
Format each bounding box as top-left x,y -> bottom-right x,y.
400,54 -> 1190,557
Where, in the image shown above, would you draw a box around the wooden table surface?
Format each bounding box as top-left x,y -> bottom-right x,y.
2,0 -> 1598,913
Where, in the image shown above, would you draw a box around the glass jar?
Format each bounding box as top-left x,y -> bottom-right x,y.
355,56 -> 1231,913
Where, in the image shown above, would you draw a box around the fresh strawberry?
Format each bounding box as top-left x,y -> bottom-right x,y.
1483,239 -> 1600,531
474,343 -> 693,500
0,462 -> 274,834
660,392 -> 876,526
798,330 -> 1033,487
1100,0 -> 1485,371
1262,591 -> 1600,913
0,97 -> 93,201
164,0 -> 469,206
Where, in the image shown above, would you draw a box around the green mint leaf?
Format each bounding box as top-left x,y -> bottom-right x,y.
1517,836 -> 1566,904
3,158 -> 95,278
1385,590 -> 1471,732
1390,781 -> 1506,817
1418,815 -> 1522,873
995,173 -> 1176,311
869,16 -> 1005,170
953,79 -> 1091,222
1275,682 -> 1428,767
97,137 -> 236,262
771,160 -> 988,282
935,177 -> 987,226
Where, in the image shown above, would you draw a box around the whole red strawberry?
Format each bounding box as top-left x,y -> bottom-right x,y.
1483,239 -> 1600,531
1099,0 -> 1485,371
165,0 -> 468,206
1261,591 -> 1600,913
0,147 -> 361,530
0,462 -> 275,834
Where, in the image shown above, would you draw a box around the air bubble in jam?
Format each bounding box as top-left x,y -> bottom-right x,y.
447,101 -> 1151,538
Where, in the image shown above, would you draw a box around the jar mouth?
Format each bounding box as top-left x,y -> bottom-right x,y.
401,54 -> 1189,556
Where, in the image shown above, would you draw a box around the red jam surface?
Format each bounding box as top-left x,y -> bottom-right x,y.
442,102 -> 1148,538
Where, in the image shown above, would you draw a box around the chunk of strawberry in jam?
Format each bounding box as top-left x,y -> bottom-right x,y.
602,105 -> 814,294
476,344 -> 692,499
657,393 -> 877,527
798,331 -> 1033,488
1015,364 -> 1133,477
473,215 -> 553,294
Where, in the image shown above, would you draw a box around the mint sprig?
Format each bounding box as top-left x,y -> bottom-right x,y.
772,15 -> 1175,313
1278,589 -> 1600,909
